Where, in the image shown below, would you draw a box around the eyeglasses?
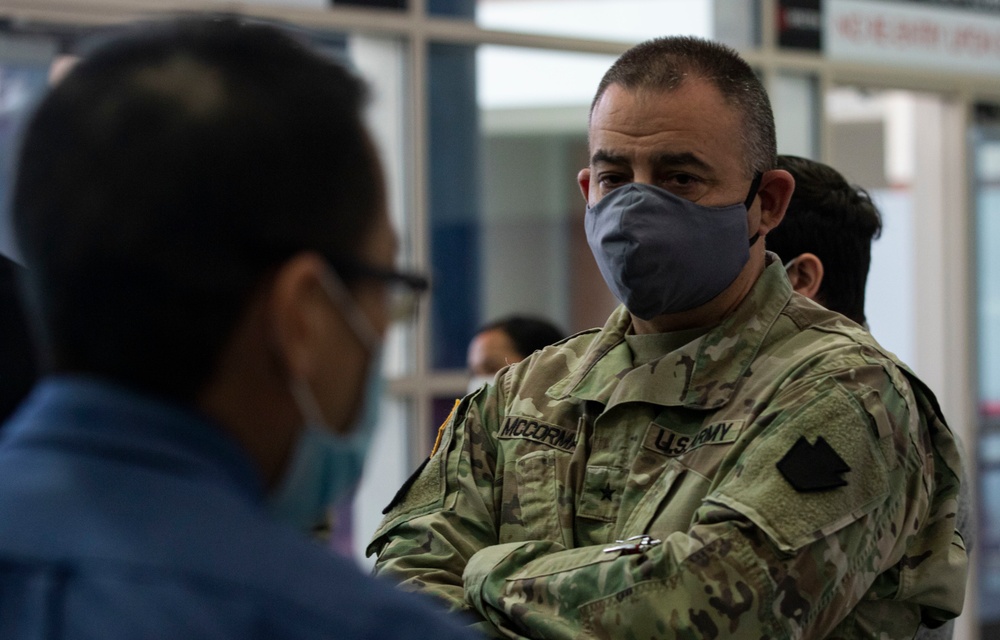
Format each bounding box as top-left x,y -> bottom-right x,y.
330,260 -> 430,322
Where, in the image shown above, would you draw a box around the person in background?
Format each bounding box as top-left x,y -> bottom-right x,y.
767,154 -> 972,640
0,17 -> 477,639
466,315 -> 565,391
369,35 -> 967,639
766,154 -> 882,328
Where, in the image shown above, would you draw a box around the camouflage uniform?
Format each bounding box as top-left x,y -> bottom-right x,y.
369,258 -> 968,639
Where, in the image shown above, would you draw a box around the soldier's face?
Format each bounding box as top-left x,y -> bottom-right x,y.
577,79 -> 758,217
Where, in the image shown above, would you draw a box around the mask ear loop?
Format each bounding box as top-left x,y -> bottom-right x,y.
743,171 -> 764,209
289,376 -> 328,426
287,265 -> 383,430
744,170 -> 765,246
287,266 -> 382,427
316,267 -> 381,353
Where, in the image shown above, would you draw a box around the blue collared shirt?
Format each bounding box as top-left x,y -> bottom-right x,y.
0,376 -> 477,639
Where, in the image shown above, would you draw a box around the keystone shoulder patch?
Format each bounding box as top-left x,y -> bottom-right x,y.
643,420 -> 744,458
497,416 -> 577,452
776,435 -> 851,492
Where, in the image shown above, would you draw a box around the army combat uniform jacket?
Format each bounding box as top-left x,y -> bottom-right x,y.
369,259 -> 968,639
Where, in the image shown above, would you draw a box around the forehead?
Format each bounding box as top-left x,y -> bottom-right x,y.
468,328 -> 520,361
467,327 -> 521,372
471,328 -> 518,355
588,79 -> 743,166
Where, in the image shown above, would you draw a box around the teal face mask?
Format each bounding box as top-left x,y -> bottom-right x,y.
269,360 -> 383,534
268,267 -> 383,535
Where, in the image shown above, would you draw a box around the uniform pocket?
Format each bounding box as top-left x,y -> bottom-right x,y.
617,460 -> 701,539
578,466 -> 627,523
499,449 -> 565,544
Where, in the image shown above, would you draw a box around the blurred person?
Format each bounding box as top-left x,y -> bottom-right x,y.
466,315 -> 564,391
769,154 -> 972,640
0,17 -> 478,640
370,36 -> 967,639
0,50 -> 80,427
0,255 -> 34,423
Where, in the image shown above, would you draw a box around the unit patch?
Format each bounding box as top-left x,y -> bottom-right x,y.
643,420 -> 744,457
776,435 -> 851,492
498,416 -> 577,452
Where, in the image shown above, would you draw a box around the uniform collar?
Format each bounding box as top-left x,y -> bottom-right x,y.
549,254 -> 792,410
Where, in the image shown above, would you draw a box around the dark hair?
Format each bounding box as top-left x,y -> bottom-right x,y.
0,256 -> 35,423
478,316 -> 565,360
767,155 -> 883,325
13,17 -> 379,401
591,36 -> 775,176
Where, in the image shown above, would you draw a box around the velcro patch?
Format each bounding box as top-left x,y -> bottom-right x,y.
776,436 -> 851,492
643,420 -> 744,458
497,416 -> 577,452
710,381 -> 889,552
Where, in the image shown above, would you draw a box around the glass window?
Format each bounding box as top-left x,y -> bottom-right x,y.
825,86 -> 919,367
427,43 -> 618,374
773,72 -> 819,160
976,110 -> 1000,412
974,103 -> 1000,638
337,0 -> 406,7
231,0 -> 407,9
429,0 -> 475,18
430,0 -> 757,46
346,34 -> 419,381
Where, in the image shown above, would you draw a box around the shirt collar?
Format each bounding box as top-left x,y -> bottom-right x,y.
2,374 -> 264,501
549,253 -> 792,409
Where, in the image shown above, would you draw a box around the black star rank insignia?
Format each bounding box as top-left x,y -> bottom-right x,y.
776,436 -> 850,492
600,482 -> 615,501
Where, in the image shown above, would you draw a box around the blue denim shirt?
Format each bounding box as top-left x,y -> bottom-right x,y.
0,376 -> 477,639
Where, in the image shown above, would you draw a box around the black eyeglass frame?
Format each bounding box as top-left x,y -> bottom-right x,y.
330,260 -> 430,295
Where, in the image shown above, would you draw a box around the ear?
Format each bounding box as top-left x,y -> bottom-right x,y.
266,252 -> 337,381
786,252 -> 824,300
577,167 -> 592,203
756,168 -> 795,235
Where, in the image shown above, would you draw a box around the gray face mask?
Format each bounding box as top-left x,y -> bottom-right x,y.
585,175 -> 762,320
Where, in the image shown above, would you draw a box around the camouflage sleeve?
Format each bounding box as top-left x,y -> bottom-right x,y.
461,365 -> 967,639
368,385 -> 502,617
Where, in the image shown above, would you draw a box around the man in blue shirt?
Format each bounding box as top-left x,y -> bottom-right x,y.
0,17 -> 477,639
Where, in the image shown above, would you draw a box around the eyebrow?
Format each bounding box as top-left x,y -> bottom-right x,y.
590,150 -> 628,166
651,152 -> 712,173
590,149 -> 713,173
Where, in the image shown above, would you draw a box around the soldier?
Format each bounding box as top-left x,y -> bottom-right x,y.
369,36 -> 968,638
